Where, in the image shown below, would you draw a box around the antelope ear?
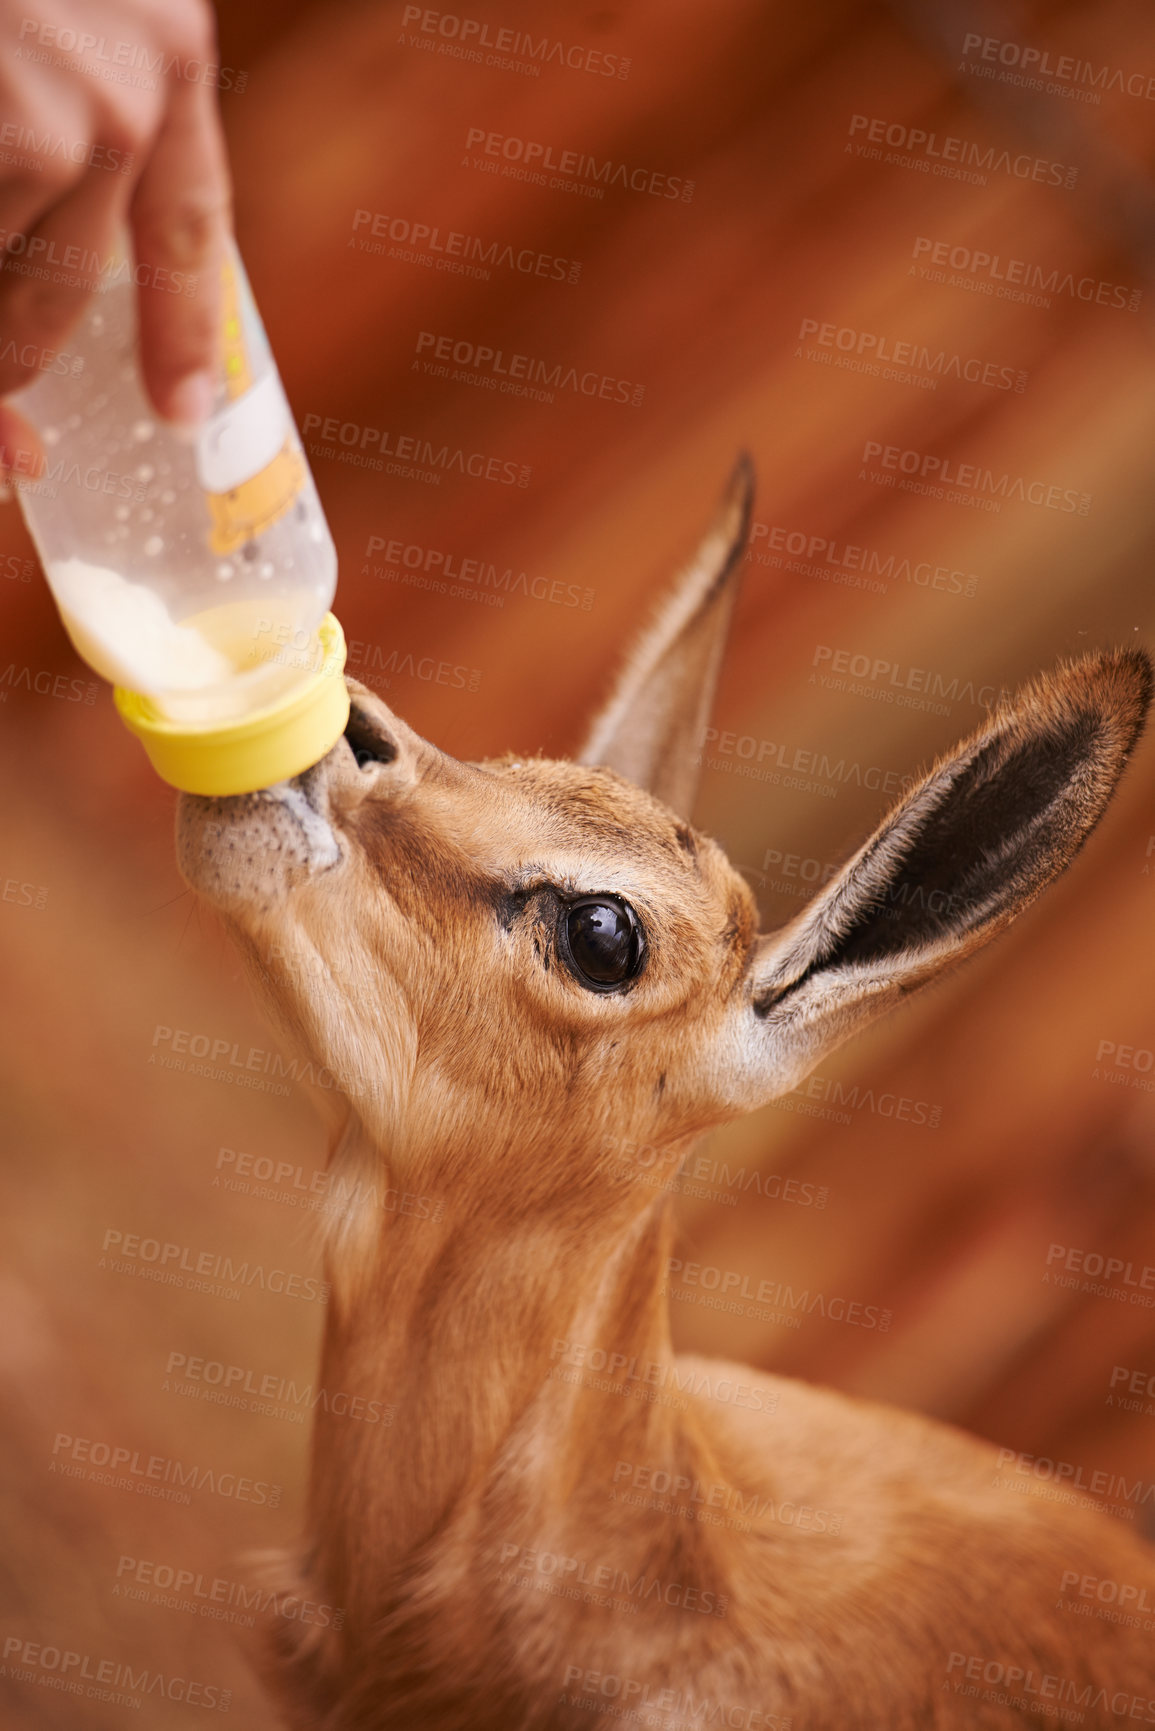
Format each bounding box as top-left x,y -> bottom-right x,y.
713,650 -> 1152,1111
578,455 -> 753,819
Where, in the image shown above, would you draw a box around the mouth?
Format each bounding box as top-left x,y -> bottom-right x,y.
174,729 -> 344,901
259,692 -> 398,855
176,687 -> 402,904
260,706 -> 368,863
260,770 -> 342,869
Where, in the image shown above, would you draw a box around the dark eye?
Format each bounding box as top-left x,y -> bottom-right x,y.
561,897 -> 645,991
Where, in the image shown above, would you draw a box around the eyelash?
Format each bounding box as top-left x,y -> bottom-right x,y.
505,882 -> 648,988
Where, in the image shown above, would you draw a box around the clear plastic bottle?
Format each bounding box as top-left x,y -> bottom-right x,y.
11,239 -> 347,793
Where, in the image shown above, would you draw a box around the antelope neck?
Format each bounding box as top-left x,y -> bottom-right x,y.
305,1184 -> 694,1603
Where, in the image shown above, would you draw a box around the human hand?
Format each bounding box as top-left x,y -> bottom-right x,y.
0,0 -> 231,472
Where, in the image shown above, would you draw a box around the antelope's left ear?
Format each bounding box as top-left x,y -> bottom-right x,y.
579,455 -> 753,820
710,649 -> 1152,1112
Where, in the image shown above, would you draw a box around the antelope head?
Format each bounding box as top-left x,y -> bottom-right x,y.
176,460 -> 1151,1255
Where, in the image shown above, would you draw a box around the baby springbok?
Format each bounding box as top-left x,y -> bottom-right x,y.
178,460 -> 1155,1729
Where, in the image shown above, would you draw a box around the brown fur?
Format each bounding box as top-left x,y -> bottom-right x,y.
177,466 -> 1155,1728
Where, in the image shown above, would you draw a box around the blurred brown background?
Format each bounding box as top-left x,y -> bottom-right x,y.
3,0 -> 1155,1722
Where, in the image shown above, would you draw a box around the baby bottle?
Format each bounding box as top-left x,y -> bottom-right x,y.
10,238 -> 348,796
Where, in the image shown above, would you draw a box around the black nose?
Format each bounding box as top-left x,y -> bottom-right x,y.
344,699 -> 398,770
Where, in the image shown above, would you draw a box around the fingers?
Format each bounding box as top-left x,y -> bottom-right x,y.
0,158 -> 129,397
0,66 -> 94,243
130,74 -> 232,425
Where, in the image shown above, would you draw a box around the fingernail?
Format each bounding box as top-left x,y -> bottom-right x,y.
165,370 -> 216,427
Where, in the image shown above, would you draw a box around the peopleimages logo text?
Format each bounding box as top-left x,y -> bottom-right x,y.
464,128 -> 693,200
847,115 -> 1077,187
961,33 -> 1155,102
402,8 -> 631,78
861,441 -> 1090,513
911,238 -> 1141,311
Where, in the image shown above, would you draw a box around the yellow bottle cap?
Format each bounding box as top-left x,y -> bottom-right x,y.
113,612 -> 350,797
